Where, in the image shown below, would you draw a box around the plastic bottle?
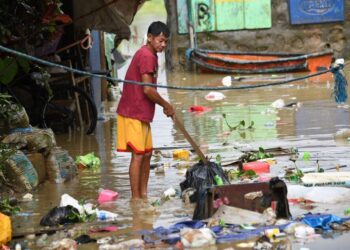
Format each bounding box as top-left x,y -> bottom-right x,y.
96,210 -> 118,221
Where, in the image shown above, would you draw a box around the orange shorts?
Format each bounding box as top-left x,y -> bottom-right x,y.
117,115 -> 153,154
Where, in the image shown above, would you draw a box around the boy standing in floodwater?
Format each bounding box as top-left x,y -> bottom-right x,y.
116,21 -> 174,200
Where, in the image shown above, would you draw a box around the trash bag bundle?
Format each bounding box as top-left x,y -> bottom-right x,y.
40,205 -> 80,226
180,161 -> 230,203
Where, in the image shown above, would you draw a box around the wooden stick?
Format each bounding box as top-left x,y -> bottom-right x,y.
172,116 -> 208,165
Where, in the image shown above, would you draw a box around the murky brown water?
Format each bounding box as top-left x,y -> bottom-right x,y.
11,65 -> 350,249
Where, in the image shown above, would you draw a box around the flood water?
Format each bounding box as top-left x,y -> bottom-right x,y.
12,65 -> 350,249
10,1 -> 350,248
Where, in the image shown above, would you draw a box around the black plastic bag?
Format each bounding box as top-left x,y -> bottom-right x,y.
40,205 -> 80,226
180,161 -> 230,203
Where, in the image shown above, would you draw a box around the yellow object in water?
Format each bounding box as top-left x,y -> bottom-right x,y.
0,212 -> 12,244
173,149 -> 190,161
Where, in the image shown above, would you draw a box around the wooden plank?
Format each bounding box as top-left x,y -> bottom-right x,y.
244,0 -> 271,29
215,0 -> 244,31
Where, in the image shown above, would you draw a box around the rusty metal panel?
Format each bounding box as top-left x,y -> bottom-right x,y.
244,0 -> 272,29
206,182 -> 272,218
215,0 -> 244,31
289,0 -> 345,25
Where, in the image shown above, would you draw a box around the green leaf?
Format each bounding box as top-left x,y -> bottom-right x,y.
16,57 -> 30,73
0,57 -> 18,84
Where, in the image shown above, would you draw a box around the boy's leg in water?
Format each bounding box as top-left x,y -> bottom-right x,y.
129,151 -> 144,199
140,152 -> 152,198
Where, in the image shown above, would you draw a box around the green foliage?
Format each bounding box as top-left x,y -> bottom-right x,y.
222,114 -> 254,131
0,197 -> 20,215
225,169 -> 257,181
66,199 -> 96,223
0,56 -> 30,85
242,147 -> 273,163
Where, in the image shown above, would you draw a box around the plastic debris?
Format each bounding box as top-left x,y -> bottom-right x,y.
99,239 -> 144,250
270,99 -> 285,108
163,187 -> 176,198
180,228 -> 216,248
205,91 -> 226,101
222,76 -> 232,86
39,206 -> 80,226
48,238 -> 77,250
173,149 -> 190,161
189,105 -> 212,113
75,152 -> 101,170
98,189 -> 119,204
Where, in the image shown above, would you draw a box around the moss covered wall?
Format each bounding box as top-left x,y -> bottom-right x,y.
165,0 -> 350,70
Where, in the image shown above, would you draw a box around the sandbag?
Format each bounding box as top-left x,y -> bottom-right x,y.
40,205 -> 80,226
7,106 -> 30,130
2,128 -> 56,154
46,147 -> 77,183
0,212 -> 12,244
25,128 -> 56,154
4,150 -> 39,191
26,152 -> 47,184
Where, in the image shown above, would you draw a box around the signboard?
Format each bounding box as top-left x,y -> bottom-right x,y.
289,0 -> 344,24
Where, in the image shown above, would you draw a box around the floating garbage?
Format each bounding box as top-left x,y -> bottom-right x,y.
180,228 -> 216,248
40,205 -> 80,226
173,149 -> 190,161
243,161 -> 270,174
189,105 -> 212,113
205,91 -> 226,101
98,189 -> 119,205
221,76 -> 232,86
270,99 -> 285,108
99,239 -> 144,250
301,172 -> 350,187
288,185 -> 350,204
48,238 -> 77,250
75,152 -> 101,170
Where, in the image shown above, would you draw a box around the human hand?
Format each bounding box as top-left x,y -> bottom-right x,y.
163,103 -> 175,117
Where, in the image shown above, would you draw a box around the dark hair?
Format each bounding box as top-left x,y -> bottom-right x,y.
147,21 -> 170,37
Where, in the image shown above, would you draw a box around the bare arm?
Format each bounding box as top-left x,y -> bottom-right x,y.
142,74 -> 175,117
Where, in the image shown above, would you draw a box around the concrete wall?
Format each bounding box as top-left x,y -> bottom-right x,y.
165,0 -> 350,71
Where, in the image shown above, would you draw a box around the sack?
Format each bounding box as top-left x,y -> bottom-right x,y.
46,147 -> 77,183
4,150 -> 39,191
26,152 -> 47,184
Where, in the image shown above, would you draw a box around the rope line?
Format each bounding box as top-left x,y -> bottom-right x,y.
0,45 -> 335,91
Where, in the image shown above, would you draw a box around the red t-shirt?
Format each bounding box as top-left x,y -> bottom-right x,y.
117,45 -> 158,122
